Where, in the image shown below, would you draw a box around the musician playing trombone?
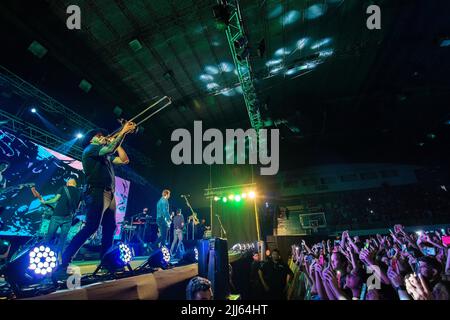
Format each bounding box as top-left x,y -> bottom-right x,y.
56,121 -> 136,278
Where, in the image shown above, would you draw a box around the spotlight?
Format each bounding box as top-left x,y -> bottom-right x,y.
214,196 -> 220,202
222,197 -> 228,203
248,191 -> 256,199
31,108 -> 37,113
2,244 -> 58,295
241,193 -> 247,198
136,246 -> 171,271
76,133 -> 84,139
93,242 -> 134,275
161,246 -> 171,263
235,195 -> 241,202
228,194 -> 235,200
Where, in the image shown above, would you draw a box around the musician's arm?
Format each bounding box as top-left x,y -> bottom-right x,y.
42,194 -> 61,204
112,146 -> 130,165
99,132 -> 126,156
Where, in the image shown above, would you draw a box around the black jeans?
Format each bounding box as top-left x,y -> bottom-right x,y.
45,215 -> 72,257
61,187 -> 116,267
157,218 -> 168,247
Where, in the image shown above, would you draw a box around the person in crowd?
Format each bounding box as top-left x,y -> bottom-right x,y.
283,224 -> 449,300
259,249 -> 293,300
186,276 -> 213,300
249,251 -> 264,299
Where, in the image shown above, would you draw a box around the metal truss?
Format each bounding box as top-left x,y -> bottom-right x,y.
0,64 -> 153,168
224,1 -> 264,130
0,108 -> 83,160
0,65 -> 96,132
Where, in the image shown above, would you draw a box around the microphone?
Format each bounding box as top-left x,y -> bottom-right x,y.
181,194 -> 190,198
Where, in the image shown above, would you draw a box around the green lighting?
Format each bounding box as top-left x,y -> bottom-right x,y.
222,197 -> 228,203
228,194 -> 235,200
235,195 -> 241,202
214,196 -> 220,202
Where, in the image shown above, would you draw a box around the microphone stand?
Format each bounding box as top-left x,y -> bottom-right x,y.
215,214 -> 227,239
182,195 -> 196,240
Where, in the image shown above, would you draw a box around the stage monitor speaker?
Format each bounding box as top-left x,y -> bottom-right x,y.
198,238 -> 229,300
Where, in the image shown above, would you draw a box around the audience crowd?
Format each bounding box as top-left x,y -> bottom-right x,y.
248,224 -> 450,300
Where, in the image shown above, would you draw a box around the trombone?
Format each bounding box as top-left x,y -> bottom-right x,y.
106,96 -> 172,140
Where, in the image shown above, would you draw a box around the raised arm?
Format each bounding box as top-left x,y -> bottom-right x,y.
99,122 -> 136,156
112,145 -> 130,165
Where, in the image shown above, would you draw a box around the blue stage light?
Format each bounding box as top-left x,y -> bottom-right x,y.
31,108 -> 37,113
161,246 -> 171,263
76,133 -> 84,139
28,245 -> 58,275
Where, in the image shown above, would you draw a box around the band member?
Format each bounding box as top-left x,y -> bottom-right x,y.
156,189 -> 171,247
41,179 -> 81,259
59,122 -> 136,273
170,208 -> 184,256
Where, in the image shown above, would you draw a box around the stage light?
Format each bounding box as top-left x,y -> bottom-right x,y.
93,242 -> 134,275
248,191 -> 256,199
311,38 -> 332,50
296,38 -> 309,50
75,133 -> 84,139
266,59 -> 283,67
241,193 -> 247,198
194,247 -> 199,261
205,65 -> 220,75
200,74 -> 214,82
305,4 -> 327,20
228,194 -> 235,200
235,195 -> 241,202
214,196 -> 220,202
274,47 -> 291,57
219,62 -> 234,73
280,10 -> 300,26
2,244 -> 58,295
207,83 -> 220,91
222,197 -> 228,203
31,108 -> 37,113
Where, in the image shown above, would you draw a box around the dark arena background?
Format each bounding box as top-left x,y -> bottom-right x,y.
0,0 -> 449,311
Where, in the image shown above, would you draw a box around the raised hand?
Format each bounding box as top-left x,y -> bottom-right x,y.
387,266 -> 403,288
405,274 -> 433,300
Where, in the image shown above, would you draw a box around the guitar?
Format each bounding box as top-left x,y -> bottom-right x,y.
0,182 -> 35,195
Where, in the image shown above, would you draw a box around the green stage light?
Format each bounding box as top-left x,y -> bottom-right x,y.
235,195 -> 241,202
228,194 -> 235,200
214,196 -> 220,201
222,197 -> 228,203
